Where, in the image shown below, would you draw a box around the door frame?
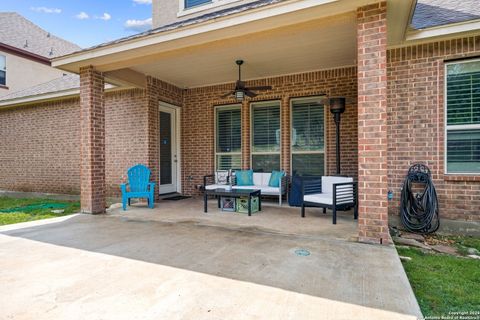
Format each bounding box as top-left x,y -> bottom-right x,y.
158,101 -> 181,194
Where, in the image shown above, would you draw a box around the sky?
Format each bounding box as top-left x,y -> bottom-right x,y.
1,0 -> 154,48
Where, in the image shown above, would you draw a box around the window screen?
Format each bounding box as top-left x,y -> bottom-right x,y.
185,0 -> 211,9
251,102 -> 280,172
446,60 -> 480,173
216,106 -> 241,170
291,99 -> 325,176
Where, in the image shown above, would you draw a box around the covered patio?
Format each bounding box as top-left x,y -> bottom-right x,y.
0,202 -> 421,319
52,0 -> 415,244
112,198 -> 359,241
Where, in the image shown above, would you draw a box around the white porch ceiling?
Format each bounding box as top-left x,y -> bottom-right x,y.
131,13 -> 356,88
52,0 -> 414,89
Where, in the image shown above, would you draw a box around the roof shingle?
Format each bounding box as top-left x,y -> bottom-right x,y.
0,12 -> 81,58
411,0 -> 480,29
0,74 -> 79,102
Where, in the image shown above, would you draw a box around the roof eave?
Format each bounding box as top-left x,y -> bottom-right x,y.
52,0 -> 395,73
406,19 -> 480,43
0,42 -> 51,65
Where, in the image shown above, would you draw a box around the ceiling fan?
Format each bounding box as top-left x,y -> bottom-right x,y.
221,60 -> 272,101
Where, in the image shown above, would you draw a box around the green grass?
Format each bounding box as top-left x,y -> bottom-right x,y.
397,246 -> 480,317
0,196 -> 80,225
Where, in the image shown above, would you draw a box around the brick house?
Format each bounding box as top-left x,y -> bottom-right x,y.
0,0 -> 479,244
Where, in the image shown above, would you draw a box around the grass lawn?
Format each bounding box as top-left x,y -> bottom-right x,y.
0,196 -> 80,225
397,244 -> 480,317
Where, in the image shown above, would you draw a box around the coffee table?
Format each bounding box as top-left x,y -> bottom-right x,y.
203,188 -> 262,216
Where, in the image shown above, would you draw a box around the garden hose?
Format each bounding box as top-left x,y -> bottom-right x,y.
400,163 -> 440,234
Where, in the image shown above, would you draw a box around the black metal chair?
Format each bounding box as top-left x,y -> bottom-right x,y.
300,176 -> 358,224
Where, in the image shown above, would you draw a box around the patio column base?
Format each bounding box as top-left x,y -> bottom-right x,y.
80,66 -> 106,214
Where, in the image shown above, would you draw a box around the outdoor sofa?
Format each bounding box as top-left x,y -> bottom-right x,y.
204,170 -> 289,205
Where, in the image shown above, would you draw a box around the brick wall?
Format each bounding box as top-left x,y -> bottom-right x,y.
387,36 -> 480,221
105,89 -> 148,197
182,67 -> 358,196
0,98 -> 80,194
0,76 -> 182,200
146,76 -> 184,199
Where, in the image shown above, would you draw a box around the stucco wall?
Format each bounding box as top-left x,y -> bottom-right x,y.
0,50 -> 67,97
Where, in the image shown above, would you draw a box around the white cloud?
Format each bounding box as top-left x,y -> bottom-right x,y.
124,18 -> 152,32
75,12 -> 89,20
30,7 -> 62,14
98,13 -> 112,21
133,0 -> 152,4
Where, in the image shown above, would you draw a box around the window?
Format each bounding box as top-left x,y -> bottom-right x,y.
445,60 -> 480,174
251,102 -> 281,172
216,105 -> 241,170
291,98 -> 325,176
185,0 -> 211,9
0,55 -> 5,86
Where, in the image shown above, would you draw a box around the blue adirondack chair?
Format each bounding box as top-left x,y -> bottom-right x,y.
121,164 -> 155,210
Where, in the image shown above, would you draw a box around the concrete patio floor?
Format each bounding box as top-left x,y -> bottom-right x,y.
0,198 -> 422,320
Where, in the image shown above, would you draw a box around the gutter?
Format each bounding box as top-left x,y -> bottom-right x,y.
0,43 -> 51,66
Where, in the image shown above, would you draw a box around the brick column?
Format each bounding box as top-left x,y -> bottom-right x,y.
357,2 -> 389,244
281,97 -> 291,174
241,101 -> 250,170
79,66 -> 106,214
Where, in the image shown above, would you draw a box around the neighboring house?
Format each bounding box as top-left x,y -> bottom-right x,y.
0,0 -> 480,244
0,12 -> 80,97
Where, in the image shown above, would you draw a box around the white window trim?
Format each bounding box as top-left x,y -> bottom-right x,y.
178,0 -> 242,17
444,58 -> 480,175
290,96 -> 327,176
250,100 -> 282,172
214,104 -> 242,171
0,54 -> 6,87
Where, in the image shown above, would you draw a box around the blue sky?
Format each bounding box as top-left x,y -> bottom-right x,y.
2,0 -> 153,48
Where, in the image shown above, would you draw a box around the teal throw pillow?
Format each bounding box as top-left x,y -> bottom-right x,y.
236,170 -> 254,186
269,170 -> 285,187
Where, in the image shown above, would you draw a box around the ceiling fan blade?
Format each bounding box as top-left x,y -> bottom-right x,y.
245,85 -> 272,91
244,90 -> 257,98
221,91 -> 235,98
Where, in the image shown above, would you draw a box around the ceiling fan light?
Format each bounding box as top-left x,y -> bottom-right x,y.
235,90 -> 244,101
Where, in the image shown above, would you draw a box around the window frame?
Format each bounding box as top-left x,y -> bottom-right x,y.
0,54 -> 6,87
444,58 -> 480,175
214,104 -> 242,171
290,96 -> 327,177
178,0 -> 242,17
250,100 -> 282,172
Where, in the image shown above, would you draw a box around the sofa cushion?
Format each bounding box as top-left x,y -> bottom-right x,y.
236,170 -> 254,186
205,184 -> 230,190
268,170 -> 284,187
253,172 -> 263,186
321,176 -> 353,194
232,185 -> 280,195
304,193 -> 333,205
258,186 -> 280,195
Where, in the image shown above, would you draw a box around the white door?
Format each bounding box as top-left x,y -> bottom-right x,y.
159,104 -> 179,194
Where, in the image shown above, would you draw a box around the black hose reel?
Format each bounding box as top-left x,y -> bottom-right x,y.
400,163 -> 440,234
